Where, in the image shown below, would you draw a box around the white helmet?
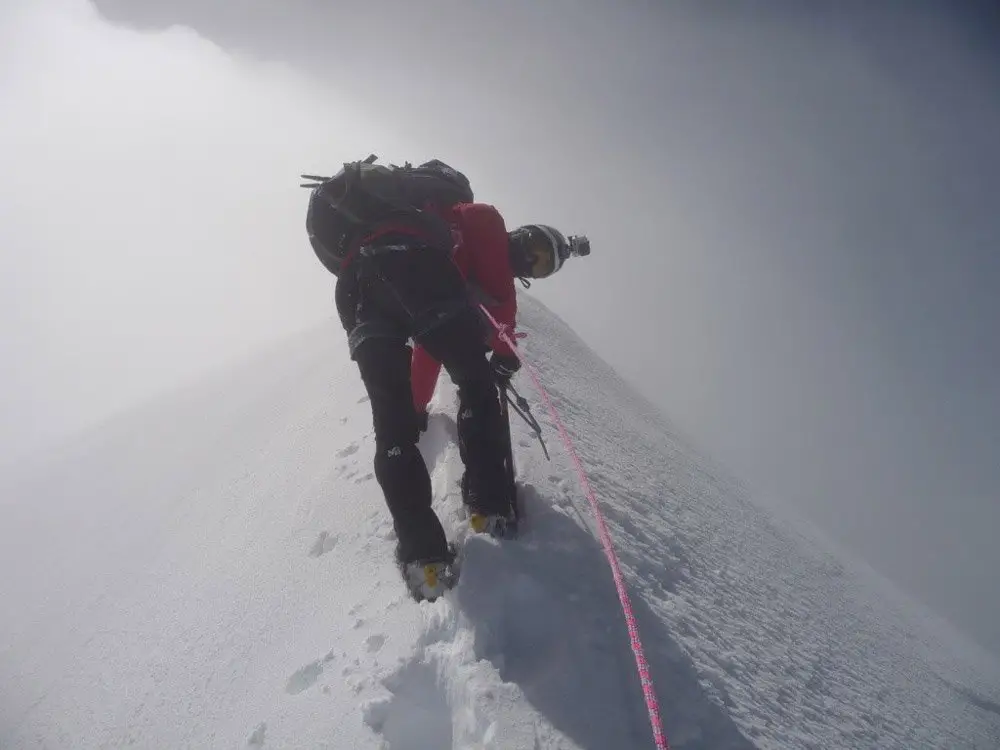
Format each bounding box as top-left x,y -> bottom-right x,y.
508,224 -> 568,279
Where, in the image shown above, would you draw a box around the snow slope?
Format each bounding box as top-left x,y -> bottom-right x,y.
1,294 -> 998,749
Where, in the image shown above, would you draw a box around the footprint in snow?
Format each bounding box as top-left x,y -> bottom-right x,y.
309,531 -> 339,557
366,634 -> 386,653
247,722 -> 266,747
363,661 -> 452,749
336,442 -> 360,458
286,661 -> 323,695
357,395 -> 370,404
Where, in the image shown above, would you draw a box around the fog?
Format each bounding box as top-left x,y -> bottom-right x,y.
3,0 -> 999,655
0,0 -> 413,455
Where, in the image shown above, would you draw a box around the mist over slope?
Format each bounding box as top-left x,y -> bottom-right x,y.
0,294 -> 997,749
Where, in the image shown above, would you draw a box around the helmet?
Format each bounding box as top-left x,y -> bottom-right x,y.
508,224 -> 569,279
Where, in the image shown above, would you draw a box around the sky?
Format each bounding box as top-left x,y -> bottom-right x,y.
2,0 -> 998,655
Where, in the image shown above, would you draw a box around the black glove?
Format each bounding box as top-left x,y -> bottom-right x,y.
489,352 -> 521,384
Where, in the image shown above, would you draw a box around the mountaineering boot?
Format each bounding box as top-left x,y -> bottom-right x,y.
461,471 -> 519,540
396,543 -> 459,602
468,510 -> 519,539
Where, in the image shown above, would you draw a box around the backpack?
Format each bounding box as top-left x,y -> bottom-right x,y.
302,155 -> 474,276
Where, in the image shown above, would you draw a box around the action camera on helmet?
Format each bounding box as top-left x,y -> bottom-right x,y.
566,235 -> 591,258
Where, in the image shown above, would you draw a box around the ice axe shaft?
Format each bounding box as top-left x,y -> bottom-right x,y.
504,382 -> 550,461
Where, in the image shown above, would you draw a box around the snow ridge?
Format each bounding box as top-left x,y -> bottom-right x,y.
1,295 -> 998,749
355,405 -> 751,750
482,303 -> 668,749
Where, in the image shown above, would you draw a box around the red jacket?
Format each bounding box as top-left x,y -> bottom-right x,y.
411,202 -> 517,413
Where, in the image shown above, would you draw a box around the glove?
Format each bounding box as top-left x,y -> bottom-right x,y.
489,352 -> 521,384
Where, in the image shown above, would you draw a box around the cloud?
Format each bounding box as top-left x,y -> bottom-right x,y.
0,0 -> 413,456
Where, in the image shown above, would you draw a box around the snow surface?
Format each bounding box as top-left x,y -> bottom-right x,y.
1,294 -> 998,749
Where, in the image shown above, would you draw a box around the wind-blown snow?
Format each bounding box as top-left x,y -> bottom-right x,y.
1,295 -> 998,749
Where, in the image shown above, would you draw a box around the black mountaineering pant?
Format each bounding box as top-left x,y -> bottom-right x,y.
337,243 -> 510,564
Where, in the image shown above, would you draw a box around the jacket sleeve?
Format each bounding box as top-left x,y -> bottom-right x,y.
459,204 -> 517,357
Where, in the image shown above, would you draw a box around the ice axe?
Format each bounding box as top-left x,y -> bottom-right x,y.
502,381 -> 550,461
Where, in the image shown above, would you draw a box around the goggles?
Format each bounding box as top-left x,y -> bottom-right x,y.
516,225 -> 565,278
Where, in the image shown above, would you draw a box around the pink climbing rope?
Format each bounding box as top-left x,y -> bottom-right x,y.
481,306 -> 669,750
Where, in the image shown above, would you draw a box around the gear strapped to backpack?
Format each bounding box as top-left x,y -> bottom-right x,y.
302,155 -> 474,276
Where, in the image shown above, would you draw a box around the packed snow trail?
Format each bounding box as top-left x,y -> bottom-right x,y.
1,296 -> 998,749
362,409 -> 752,750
